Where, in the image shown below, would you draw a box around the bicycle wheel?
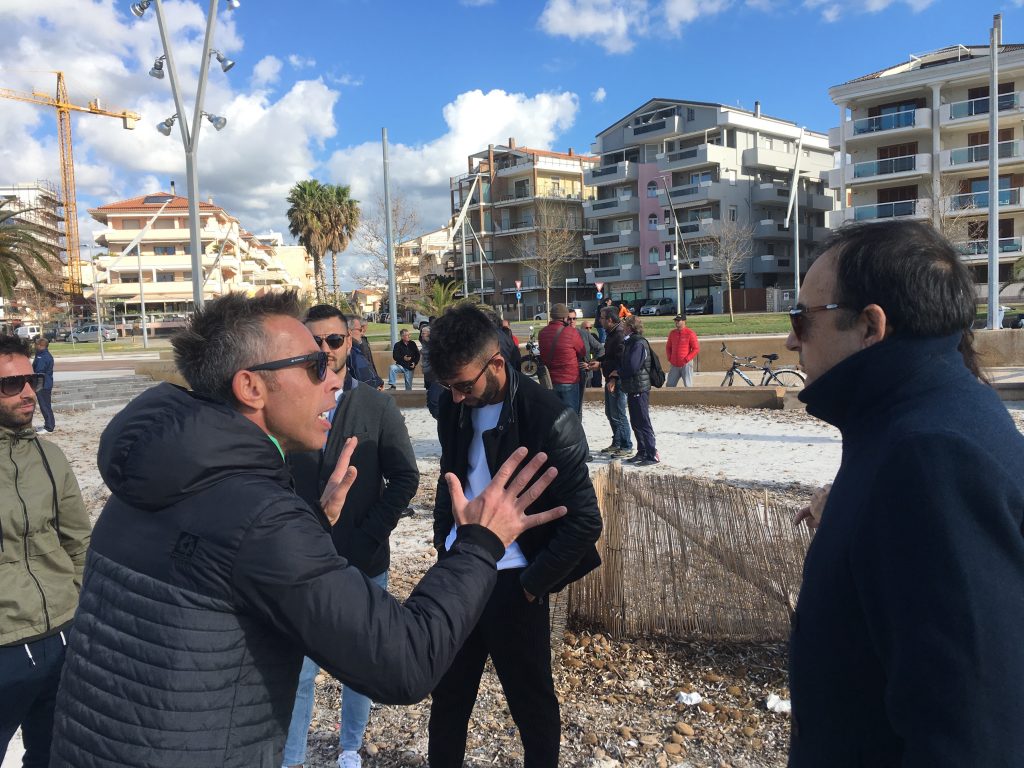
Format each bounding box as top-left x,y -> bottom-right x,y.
769,369 -> 806,388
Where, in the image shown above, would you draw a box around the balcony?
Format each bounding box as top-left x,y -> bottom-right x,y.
493,220 -> 536,237
944,187 -> 1024,215
584,161 -> 638,186
656,144 -> 731,173
955,237 -> 1024,262
829,153 -> 930,187
742,146 -> 805,170
751,183 -> 834,212
584,230 -> 639,253
583,195 -> 639,218
831,198 -> 930,225
585,263 -> 642,283
941,91 -> 1024,127
941,140 -> 1024,171
828,108 -> 931,148
495,161 -> 534,178
625,114 -> 681,142
656,181 -> 724,209
660,219 -> 718,243
752,221 -> 829,242
493,191 -> 534,208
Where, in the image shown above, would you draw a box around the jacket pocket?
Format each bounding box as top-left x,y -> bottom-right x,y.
31,534 -> 78,622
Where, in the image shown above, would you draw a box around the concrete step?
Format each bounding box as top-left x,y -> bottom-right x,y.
56,396 -> 145,411
52,376 -> 158,411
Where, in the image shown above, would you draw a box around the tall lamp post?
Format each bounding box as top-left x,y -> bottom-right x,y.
131,0 -> 238,312
565,276 -> 578,305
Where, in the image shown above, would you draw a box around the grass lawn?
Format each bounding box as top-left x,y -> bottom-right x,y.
50,338 -> 168,356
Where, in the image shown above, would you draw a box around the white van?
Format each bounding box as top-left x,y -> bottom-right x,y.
15,325 -> 41,340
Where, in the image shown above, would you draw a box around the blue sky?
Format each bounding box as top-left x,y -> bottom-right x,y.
1,0 -> 1021,284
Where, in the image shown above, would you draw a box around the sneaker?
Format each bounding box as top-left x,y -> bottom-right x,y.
624,453 -> 645,464
338,751 -> 361,768
584,453 -> 595,462
400,506 -> 415,518
598,444 -> 618,454
612,447 -> 633,458
388,384 -> 396,390
636,457 -> 660,467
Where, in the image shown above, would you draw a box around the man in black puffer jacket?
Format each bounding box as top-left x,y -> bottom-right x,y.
427,304 -> 602,768
49,291 -> 567,768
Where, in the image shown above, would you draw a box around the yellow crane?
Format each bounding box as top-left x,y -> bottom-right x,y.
0,71 -> 140,294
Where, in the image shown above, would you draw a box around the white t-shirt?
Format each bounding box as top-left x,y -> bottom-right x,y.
444,401 -> 528,570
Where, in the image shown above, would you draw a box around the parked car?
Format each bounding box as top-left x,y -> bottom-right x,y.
14,324 -> 42,340
685,295 -> 715,315
43,326 -> 72,342
70,324 -> 118,342
639,298 -> 677,316
534,312 -> 548,321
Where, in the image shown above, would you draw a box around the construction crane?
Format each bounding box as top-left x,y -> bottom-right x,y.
0,72 -> 140,294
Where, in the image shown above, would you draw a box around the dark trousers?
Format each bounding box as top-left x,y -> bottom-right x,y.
0,631 -> 67,768
36,387 -> 55,431
426,381 -> 444,419
627,390 -> 657,458
428,569 -> 559,768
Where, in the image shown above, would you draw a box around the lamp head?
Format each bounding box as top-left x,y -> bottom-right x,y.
130,0 -> 151,17
156,115 -> 177,136
226,0 -> 240,8
149,56 -> 165,79
204,112 -> 227,131
212,51 -> 235,73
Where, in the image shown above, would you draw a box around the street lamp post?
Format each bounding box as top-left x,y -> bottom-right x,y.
133,0 -> 237,312
565,276 -> 579,305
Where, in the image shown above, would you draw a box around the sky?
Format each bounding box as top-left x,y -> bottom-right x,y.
1,0 -> 1022,286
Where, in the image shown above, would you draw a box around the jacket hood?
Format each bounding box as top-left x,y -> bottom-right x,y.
98,382 -> 289,511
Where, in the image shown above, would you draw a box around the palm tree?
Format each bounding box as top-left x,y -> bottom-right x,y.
286,180 -> 330,301
323,184 -> 360,305
409,279 -> 472,318
0,200 -> 57,299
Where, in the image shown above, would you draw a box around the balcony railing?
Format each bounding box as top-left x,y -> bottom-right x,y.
956,237 -> 1023,256
947,188 -> 1022,210
948,92 -> 1020,120
852,199 -> 923,221
852,154 -> 919,178
948,140 -> 1023,166
852,110 -> 917,135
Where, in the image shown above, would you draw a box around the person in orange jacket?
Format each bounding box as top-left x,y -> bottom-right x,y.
665,315 -> 699,387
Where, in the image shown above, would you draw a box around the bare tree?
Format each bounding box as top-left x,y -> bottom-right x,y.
353,190 -> 420,289
710,218 -> 755,322
929,175 -> 976,249
511,199 -> 584,314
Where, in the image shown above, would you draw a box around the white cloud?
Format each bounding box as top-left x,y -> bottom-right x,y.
251,55 -> 282,87
325,88 -> 579,275
0,1 -> 339,238
592,86 -> 607,103
663,0 -> 732,33
288,54 -> 316,69
804,0 -> 935,21
330,73 -> 364,87
539,0 -> 647,54
460,0 -> 496,5
821,4 -> 840,21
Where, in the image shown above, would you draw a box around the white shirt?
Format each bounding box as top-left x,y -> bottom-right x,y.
444,401 -> 528,570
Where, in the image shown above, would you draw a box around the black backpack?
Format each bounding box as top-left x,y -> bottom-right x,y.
643,339 -> 666,388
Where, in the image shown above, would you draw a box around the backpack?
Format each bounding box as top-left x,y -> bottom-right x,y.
644,339 -> 666,388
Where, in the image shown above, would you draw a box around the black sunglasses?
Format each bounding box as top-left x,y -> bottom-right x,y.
439,354 -> 499,394
0,374 -> 45,397
788,303 -> 852,341
245,351 -> 328,381
313,333 -> 347,350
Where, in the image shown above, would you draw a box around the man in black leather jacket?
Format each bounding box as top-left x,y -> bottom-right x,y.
48,291 -> 567,768
427,304 -> 602,768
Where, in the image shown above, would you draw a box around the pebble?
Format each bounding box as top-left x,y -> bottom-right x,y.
727,685 -> 742,696
664,742 -> 683,756
674,722 -> 695,737
618,726 -> 632,740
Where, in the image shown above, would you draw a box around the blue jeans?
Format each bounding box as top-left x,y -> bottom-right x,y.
282,571 -> 389,765
552,382 -> 580,415
388,364 -> 413,390
604,386 -> 632,449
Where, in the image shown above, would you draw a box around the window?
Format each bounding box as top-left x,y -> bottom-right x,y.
153,246 -> 176,255
648,247 -> 659,264
648,213 -> 660,230
686,108 -> 695,122
647,181 -> 658,198
729,206 -> 738,222
157,272 -> 175,283
121,219 -> 140,229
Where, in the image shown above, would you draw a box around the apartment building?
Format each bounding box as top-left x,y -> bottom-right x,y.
829,44 -> 1024,292
0,181 -> 66,322
449,139 -> 597,317
86,193 -> 311,318
587,99 -> 834,310
394,225 -> 454,307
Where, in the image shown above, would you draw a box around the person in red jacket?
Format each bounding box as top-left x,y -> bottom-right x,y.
538,303 -> 585,414
666,315 -> 699,387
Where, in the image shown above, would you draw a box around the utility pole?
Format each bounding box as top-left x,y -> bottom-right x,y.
785,128 -> 806,305
988,13 -> 1003,330
382,128 -> 398,345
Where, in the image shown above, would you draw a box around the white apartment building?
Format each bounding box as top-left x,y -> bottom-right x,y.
450,139 -> 597,317
587,99 -> 835,311
829,44 -> 1024,292
394,225 -> 454,308
87,193 -> 311,323
0,181 -> 66,322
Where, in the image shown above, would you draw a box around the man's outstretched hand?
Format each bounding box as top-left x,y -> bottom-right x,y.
320,436 -> 359,526
446,447 -> 567,548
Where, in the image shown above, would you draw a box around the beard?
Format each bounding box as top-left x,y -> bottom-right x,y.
0,394 -> 35,430
465,367 -> 503,408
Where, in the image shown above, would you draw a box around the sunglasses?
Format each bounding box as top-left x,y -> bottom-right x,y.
0,374 -> 45,397
245,351 -> 329,381
313,333 -> 347,350
439,353 -> 499,394
788,303 -> 852,341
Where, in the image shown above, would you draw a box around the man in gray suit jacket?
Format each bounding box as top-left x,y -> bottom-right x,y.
282,304 -> 419,768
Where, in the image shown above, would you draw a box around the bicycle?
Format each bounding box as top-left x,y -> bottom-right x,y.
719,343 -> 806,388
